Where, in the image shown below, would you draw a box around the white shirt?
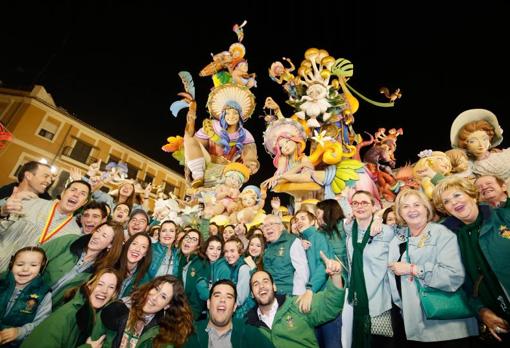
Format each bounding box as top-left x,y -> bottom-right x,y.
257,298 -> 279,329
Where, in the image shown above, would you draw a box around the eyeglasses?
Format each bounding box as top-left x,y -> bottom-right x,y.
261,222 -> 281,230
351,201 -> 371,208
184,235 -> 199,243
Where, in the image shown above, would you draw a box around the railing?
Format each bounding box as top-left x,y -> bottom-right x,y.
61,146 -> 97,165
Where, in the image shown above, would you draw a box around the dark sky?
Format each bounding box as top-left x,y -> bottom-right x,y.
2,1 -> 509,188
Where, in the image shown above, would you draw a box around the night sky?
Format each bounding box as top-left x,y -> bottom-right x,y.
2,1 -> 509,189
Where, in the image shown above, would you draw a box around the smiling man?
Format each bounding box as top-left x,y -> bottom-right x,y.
475,175 -> 509,208
79,201 -> 108,234
246,252 -> 345,348
185,279 -> 274,348
0,161 -> 53,202
261,214 -> 310,296
0,180 -> 91,271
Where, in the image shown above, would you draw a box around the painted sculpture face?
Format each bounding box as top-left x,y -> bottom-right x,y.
224,108 -> 240,126
278,138 -> 298,156
241,191 -> 257,207
466,130 -> 491,159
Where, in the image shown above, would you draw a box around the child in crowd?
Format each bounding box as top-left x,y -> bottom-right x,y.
0,247 -> 51,347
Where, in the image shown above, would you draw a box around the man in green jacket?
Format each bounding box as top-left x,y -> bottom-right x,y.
185,279 -> 274,348
246,251 -> 345,348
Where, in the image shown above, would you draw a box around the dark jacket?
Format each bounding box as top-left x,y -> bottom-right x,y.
184,318 -> 274,348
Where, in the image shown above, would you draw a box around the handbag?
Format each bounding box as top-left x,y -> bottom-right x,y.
406,240 -> 473,320
371,310 -> 394,337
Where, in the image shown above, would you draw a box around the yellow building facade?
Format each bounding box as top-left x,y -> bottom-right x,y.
0,85 -> 186,209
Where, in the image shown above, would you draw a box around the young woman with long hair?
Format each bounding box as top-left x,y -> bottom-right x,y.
117,232 -> 152,297
86,275 -> 194,348
22,267 -> 121,348
149,221 -> 179,278
42,222 -> 124,308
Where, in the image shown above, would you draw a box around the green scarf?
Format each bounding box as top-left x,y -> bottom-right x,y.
348,219 -> 373,348
457,213 -> 510,320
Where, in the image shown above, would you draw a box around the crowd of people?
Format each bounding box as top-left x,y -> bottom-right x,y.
0,156 -> 509,348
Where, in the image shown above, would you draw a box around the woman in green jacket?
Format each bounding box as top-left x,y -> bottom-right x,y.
316,199 -> 348,348
42,222 -> 124,309
116,232 -> 152,298
202,236 -> 230,287
223,237 -> 255,318
85,275 -> 194,348
177,229 -> 209,320
21,267 -> 121,348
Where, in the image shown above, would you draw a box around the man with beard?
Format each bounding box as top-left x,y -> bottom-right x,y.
246,251 -> 345,348
0,180 -> 90,271
185,280 -> 274,348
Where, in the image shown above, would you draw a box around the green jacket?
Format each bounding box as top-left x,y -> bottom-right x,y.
178,254 -> 210,320
0,273 -> 50,330
184,319 -> 274,348
119,269 -> 151,298
21,288 -> 95,348
246,279 -> 345,348
209,258 -> 231,287
443,205 -> 510,313
301,226 -> 331,292
42,234 -> 94,308
263,232 -> 297,295
318,221 -> 348,281
82,301 -> 174,348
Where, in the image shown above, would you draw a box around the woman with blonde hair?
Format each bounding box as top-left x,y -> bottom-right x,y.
388,189 -> 478,346
433,176 -> 510,342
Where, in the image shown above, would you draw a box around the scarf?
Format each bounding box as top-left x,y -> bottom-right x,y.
457,213 -> 510,320
348,219 -> 373,348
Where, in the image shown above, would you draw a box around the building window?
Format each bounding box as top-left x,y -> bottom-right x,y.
70,140 -> 92,164
108,155 -> 121,164
37,118 -> 60,141
13,164 -> 24,179
38,129 -> 55,140
127,164 -> 139,180
144,173 -> 154,185
164,182 -> 175,195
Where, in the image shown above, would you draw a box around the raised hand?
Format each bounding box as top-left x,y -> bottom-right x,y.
1,187 -> 36,217
86,334 -> 106,348
70,167 -> 82,181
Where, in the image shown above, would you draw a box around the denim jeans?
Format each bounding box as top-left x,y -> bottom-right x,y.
316,314 -> 342,348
